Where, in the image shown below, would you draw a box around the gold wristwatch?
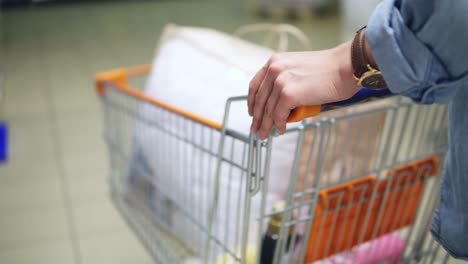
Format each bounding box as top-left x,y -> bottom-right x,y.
351,27 -> 388,90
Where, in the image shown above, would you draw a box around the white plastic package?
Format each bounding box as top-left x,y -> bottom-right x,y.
130,24 -> 301,261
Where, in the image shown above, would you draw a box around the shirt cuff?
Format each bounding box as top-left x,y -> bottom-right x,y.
366,0 -> 451,104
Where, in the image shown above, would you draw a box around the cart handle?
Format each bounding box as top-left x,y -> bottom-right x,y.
95,65 -> 224,131
287,87 -> 394,122
94,65 -> 393,126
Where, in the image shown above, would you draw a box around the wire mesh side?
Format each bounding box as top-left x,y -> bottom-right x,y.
101,84 -> 262,263
252,97 -> 449,264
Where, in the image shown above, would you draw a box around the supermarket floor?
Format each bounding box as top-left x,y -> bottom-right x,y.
0,1 -> 464,264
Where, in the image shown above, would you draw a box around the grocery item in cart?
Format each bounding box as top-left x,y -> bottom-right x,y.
314,233 -> 405,264
131,24 -> 295,260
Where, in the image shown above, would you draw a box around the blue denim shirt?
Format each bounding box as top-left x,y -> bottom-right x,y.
366,0 -> 468,259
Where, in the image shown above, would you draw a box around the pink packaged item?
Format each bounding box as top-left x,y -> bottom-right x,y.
328,233 -> 405,264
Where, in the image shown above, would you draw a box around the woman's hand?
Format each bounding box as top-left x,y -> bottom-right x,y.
248,41 -> 360,140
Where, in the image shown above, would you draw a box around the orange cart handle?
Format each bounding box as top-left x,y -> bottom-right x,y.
94,65 -> 317,126
95,65 -> 392,126
94,64 -> 223,131
287,88 -> 393,122
287,106 -> 322,123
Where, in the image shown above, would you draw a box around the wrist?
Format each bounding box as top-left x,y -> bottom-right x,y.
333,41 -> 361,98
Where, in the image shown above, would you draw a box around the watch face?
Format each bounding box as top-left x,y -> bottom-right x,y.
361,74 -> 387,90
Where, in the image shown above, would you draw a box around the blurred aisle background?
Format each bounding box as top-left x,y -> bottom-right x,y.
0,1 -> 342,263
0,1 -> 463,264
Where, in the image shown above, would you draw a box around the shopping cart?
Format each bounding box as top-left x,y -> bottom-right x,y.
95,65 -> 452,264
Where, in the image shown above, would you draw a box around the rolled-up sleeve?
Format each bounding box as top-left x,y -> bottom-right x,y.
367,0 -> 468,259
366,0 -> 461,104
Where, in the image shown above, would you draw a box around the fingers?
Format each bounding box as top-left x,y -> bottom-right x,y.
256,87 -> 294,139
248,54 -> 297,139
248,64 -> 268,116
251,67 -> 276,134
257,75 -> 283,139
272,92 -> 294,135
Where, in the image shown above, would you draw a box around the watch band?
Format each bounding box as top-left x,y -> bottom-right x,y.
351,27 -> 380,79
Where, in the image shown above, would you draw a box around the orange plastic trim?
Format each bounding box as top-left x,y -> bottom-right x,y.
96,65 -> 320,125
304,155 -> 439,263
94,65 -> 223,131
287,105 -> 322,123
414,156 -> 439,179
317,177 -> 375,211
95,68 -> 128,96
125,64 -> 153,76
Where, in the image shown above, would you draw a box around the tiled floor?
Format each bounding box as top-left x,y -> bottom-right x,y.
0,1 -> 464,264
